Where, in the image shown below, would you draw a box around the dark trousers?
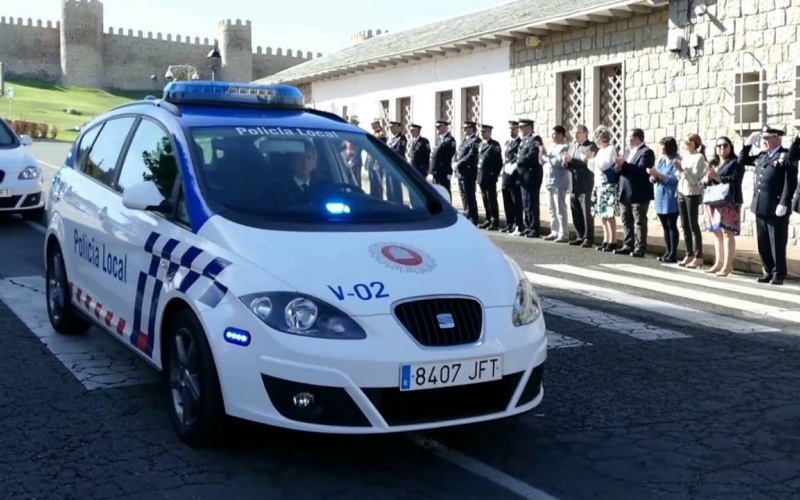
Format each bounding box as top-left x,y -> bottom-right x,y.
570,191 -> 594,241
620,200 -> 650,252
369,167 -> 383,198
658,212 -> 680,260
521,177 -> 542,233
351,165 -> 362,189
502,182 -> 523,228
756,214 -> 789,278
459,178 -> 479,223
434,175 -> 451,197
386,172 -> 403,203
678,194 -> 703,257
480,182 -> 500,225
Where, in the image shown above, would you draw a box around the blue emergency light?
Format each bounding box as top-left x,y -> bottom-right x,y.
162,81 -> 305,109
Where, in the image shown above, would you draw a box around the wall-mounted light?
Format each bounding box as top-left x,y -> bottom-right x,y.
525,36 -> 541,48
694,4 -> 708,16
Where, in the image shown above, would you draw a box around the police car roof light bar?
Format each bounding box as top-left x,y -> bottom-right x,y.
162,81 -> 306,110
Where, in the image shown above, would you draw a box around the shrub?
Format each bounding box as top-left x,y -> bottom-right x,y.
48,125 -> 59,139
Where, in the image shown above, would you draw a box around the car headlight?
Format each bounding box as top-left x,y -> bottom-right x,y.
18,166 -> 40,180
512,278 -> 541,326
239,292 -> 367,340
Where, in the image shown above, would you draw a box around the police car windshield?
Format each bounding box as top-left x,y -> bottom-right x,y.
189,126 -> 442,225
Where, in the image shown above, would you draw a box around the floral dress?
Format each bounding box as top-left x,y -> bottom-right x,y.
591,144 -> 620,219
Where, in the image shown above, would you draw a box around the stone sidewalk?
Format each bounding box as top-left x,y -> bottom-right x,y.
447,184 -> 800,279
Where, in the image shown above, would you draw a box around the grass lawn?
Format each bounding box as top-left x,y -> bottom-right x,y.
0,80 -> 152,142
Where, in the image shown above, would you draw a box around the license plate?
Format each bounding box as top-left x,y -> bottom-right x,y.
399,356 -> 502,391
0,189 -> 11,198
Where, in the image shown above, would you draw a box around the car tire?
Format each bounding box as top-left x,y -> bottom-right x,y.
46,245 -> 92,335
164,308 -> 226,447
21,207 -> 45,222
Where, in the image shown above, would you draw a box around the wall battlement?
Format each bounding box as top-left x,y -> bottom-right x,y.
0,0 -> 317,90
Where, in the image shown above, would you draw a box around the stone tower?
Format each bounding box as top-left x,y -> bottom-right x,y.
216,19 -> 253,82
60,0 -> 104,87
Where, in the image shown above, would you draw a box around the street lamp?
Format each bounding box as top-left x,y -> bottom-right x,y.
207,48 -> 221,81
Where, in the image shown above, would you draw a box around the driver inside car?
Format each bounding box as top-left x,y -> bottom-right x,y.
279,138 -> 332,205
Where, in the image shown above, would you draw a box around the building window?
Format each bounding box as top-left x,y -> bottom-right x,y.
597,64 -> 625,147
378,100 -> 390,129
398,96 -> 412,140
557,70 -> 584,141
734,71 -> 761,126
464,86 -> 481,124
437,90 -> 454,123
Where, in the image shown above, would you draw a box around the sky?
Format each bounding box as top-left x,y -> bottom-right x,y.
1,0 -> 513,55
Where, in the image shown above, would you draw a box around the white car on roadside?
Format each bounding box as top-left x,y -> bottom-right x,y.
0,119 -> 45,221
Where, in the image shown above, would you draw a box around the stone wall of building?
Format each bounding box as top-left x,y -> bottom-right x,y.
509,0 -> 800,244
0,17 -> 62,82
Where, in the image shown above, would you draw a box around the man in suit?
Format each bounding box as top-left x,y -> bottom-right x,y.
742,126 -> 799,285
280,139 -> 329,205
539,125 -> 573,242
407,124 -> 431,177
386,120 -> 407,204
428,120 -> 457,196
452,121 -> 481,224
613,128 -> 655,257
565,124 -> 595,247
367,119 -> 387,198
477,124 -> 503,230
501,121 -> 523,234
516,118 -> 544,238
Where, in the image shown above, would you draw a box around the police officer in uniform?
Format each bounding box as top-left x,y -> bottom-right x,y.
477,124 -> 503,230
501,121 -> 523,233
407,124 -> 431,177
739,126 -> 799,285
452,121 -> 481,224
386,121 -> 407,203
428,120 -> 457,196
516,118 -> 543,238
367,119 -> 388,198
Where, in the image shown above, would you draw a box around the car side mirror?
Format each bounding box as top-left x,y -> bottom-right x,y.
19,135 -> 32,146
122,180 -> 171,213
431,183 -> 451,203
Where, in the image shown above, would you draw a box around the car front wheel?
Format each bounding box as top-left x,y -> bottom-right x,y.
46,245 -> 91,335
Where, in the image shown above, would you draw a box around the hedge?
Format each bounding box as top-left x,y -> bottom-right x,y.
6,120 -> 59,140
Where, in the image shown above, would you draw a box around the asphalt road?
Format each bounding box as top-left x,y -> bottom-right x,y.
0,142 -> 799,499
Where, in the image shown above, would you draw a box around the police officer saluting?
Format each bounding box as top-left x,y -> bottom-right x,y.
501,121 -> 523,234
407,124 -> 430,177
477,124 -> 503,230
452,121 -> 481,224
739,126 -> 800,285
386,121 -> 407,203
516,119 -> 544,238
428,120 -> 457,197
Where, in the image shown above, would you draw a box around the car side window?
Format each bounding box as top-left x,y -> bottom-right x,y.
82,116 -> 136,187
116,118 -> 178,199
74,124 -> 102,169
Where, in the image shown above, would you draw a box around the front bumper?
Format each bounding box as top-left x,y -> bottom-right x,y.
0,176 -> 44,212
204,299 -> 547,434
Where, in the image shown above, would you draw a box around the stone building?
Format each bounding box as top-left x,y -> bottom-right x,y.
259,0 -> 800,245
0,0 -> 321,91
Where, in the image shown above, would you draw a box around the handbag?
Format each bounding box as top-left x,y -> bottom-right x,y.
702,181 -> 731,207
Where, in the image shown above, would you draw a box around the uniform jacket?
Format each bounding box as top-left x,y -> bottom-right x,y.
407,135 -> 431,176
429,132 -> 456,177
388,133 -> 408,161
619,144 -> 656,204
452,134 -> 480,181
541,141 -> 573,192
566,139 -> 595,194
516,133 -> 543,185
502,136 -> 522,188
739,139 -> 799,217
477,138 -> 503,186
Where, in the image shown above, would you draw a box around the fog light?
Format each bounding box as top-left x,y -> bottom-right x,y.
292,392 -> 315,409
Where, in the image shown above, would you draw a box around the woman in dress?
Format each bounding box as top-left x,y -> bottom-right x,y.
590,126 -> 621,252
702,136 -> 745,276
650,137 -> 681,263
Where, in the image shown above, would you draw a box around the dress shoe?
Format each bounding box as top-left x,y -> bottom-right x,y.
554,237 -> 569,243
771,277 -> 785,285
568,239 -> 584,246
525,231 -> 540,238
614,247 -> 632,255
580,239 -> 593,248
631,250 -> 645,258
543,234 -> 557,241
487,224 -> 499,231
757,275 -> 773,283
597,243 -> 608,251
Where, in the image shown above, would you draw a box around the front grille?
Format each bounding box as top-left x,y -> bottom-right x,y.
0,170 -> 5,184
363,372 -> 523,426
393,297 -> 483,347
0,195 -> 21,209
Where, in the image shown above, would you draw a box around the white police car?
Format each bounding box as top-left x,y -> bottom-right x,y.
0,119 -> 45,220
44,81 -> 546,446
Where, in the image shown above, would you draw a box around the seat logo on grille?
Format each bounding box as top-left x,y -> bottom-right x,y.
436,313 -> 455,329
368,242 -> 436,274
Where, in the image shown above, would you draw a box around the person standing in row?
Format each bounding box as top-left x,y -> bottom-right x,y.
407,123 -> 430,178
501,121 -> 524,234
539,125 -> 572,242
566,125 -> 595,247
386,121 -> 407,203
477,124 -> 503,230
428,120 -> 457,197
367,119 -> 388,198
614,128 -> 655,257
453,121 -> 481,224
516,119 -> 543,238
740,126 -> 799,285
675,133 -> 707,269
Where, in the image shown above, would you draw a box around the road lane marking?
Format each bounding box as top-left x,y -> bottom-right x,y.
542,297 -> 690,341
0,275 -> 159,390
410,435 -> 561,500
526,271 -> 780,334
536,264 -> 800,325
547,331 -> 590,349
604,263 -> 800,305
35,158 -> 60,169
